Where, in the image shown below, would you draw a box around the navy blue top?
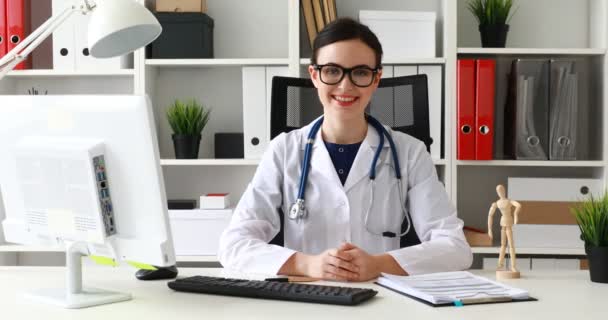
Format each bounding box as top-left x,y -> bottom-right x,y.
323,141 -> 362,185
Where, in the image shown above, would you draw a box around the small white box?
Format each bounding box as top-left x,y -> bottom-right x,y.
512,224 -> 584,249
359,10 -> 436,59
169,209 -> 232,255
200,193 -> 231,209
507,177 -> 603,202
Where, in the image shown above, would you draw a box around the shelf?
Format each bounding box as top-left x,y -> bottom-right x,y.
472,246 -> 585,256
456,160 -> 605,167
457,48 -> 606,55
145,59 -> 290,67
160,159 -> 260,166
299,57 -> 446,65
5,69 -> 136,78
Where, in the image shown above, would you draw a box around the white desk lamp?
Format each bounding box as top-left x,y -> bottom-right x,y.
0,0 -> 161,79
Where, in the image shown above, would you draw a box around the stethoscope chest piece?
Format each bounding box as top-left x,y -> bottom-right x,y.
289,199 -> 306,221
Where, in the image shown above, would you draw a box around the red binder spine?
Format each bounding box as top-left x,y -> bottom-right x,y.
6,0 -> 31,70
475,59 -> 496,160
457,59 -> 476,160
0,0 -> 6,58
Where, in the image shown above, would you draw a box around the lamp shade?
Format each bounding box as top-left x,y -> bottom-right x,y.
88,0 -> 162,58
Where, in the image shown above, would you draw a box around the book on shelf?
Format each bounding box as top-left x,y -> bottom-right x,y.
549,59 -> 585,160
503,58 -> 587,161
456,58 -> 495,160
474,59 -> 496,160
311,0 -> 325,32
327,0 -> 337,21
301,0 -> 338,50
322,0 -> 331,24
301,0 -> 317,49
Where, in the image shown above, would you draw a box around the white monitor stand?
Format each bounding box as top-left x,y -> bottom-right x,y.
25,242 -> 131,309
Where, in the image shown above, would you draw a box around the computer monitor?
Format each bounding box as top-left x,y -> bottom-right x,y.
0,95 -> 176,308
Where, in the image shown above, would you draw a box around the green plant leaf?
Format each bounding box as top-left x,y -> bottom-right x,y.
166,98 -> 211,135
571,192 -> 608,247
466,0 -> 516,25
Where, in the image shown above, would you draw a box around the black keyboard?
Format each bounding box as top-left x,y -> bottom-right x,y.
167,275 -> 378,306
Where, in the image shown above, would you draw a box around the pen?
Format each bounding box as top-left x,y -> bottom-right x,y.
265,277 -> 289,282
454,296 -> 512,306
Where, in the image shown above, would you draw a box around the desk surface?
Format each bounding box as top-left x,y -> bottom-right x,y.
1,267 -> 606,320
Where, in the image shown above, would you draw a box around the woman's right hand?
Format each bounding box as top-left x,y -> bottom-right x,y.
305,248 -> 360,281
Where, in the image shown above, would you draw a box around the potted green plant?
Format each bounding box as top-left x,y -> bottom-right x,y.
467,0 -> 517,48
571,193 -> 608,283
166,99 -> 211,159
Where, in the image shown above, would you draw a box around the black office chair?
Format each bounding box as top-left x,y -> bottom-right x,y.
268,74 -> 434,248
270,74 -> 434,152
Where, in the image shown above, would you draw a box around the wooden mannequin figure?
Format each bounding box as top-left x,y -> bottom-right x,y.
488,184 -> 522,279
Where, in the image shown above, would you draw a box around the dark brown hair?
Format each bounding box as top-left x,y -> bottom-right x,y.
311,17 -> 383,68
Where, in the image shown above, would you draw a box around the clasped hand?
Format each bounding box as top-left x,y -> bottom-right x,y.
307,243 -> 381,282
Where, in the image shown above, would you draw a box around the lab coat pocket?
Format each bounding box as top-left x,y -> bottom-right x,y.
362,163 -> 404,252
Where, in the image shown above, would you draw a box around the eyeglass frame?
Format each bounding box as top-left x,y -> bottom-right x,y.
312,63 -> 382,88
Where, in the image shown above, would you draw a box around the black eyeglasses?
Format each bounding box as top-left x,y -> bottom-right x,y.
313,64 -> 381,88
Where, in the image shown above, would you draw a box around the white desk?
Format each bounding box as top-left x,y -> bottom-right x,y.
1,267 -> 606,320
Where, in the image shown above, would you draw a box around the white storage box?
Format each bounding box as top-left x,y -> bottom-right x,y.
169,209 -> 232,255
200,193 -> 231,209
512,224 -> 584,249
507,177 -> 603,201
359,10 -> 436,59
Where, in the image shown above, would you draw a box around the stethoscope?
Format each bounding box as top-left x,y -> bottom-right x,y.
288,114 -> 411,238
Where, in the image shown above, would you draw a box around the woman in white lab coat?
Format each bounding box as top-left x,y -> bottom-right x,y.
218,18 -> 472,282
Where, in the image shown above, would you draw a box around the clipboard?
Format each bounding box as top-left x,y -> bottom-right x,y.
375,282 -> 538,307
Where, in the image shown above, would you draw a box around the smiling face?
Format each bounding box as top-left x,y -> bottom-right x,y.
309,39 -> 382,123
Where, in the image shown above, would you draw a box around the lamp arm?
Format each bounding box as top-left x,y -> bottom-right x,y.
0,1 -> 96,80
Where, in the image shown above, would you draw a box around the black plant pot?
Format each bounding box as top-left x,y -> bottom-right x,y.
172,134 -> 201,159
587,246 -> 608,283
479,24 -> 510,48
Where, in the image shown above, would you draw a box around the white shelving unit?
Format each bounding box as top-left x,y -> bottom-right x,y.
1,0 -> 607,265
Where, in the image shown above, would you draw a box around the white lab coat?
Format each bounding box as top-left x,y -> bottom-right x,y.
218,121 -> 473,275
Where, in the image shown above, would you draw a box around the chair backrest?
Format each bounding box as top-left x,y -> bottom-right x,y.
270,74 -> 433,152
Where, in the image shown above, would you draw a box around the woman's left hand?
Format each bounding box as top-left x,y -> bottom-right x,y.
336,243 -> 382,282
